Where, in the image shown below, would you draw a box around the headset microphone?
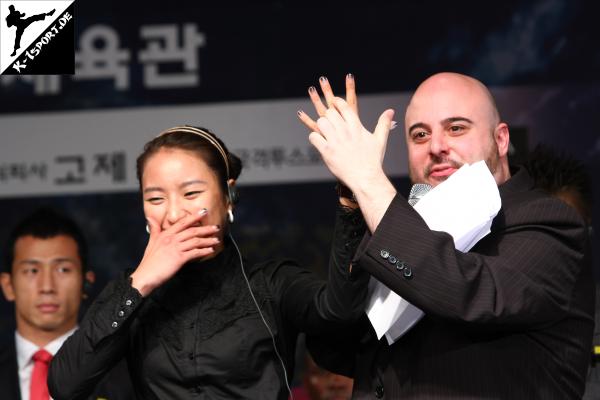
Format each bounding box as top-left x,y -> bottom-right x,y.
229,233 -> 293,399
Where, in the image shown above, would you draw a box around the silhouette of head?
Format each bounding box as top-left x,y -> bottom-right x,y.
523,144 -> 592,224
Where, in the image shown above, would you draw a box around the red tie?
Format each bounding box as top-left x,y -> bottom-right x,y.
30,349 -> 53,400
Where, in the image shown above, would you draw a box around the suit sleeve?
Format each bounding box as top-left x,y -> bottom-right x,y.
48,275 -> 143,400
352,193 -> 589,328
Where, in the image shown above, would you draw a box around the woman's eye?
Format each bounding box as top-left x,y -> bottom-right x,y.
185,191 -> 202,198
146,197 -> 163,203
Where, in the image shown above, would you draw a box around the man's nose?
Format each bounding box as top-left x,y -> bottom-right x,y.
429,130 -> 449,156
39,267 -> 56,294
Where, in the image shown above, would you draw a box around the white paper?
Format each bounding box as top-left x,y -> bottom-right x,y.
365,161 -> 501,344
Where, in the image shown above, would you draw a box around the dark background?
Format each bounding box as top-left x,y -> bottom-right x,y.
2,0 -> 600,112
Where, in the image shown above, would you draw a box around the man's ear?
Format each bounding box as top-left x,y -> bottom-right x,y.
0,272 -> 16,302
495,122 -> 510,158
82,271 -> 95,299
85,270 -> 95,284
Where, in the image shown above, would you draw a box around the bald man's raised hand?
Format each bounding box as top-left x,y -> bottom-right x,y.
297,74 -> 358,133
308,96 -> 394,192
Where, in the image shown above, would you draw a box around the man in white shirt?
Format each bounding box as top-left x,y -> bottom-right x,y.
0,208 -> 132,400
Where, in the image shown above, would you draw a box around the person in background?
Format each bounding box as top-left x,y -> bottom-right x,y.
289,335 -> 353,400
0,208 -> 132,400
302,353 -> 353,400
521,144 -> 597,400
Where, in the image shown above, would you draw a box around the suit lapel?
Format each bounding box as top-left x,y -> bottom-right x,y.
0,339 -> 23,400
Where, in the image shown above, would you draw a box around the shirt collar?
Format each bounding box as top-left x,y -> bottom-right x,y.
15,327 -> 77,370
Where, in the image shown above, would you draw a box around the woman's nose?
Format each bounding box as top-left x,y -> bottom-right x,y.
165,200 -> 189,226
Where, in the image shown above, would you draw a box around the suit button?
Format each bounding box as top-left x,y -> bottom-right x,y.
380,250 -> 390,259
403,266 -> 413,279
396,261 -> 406,271
375,385 -> 384,398
388,255 -> 397,264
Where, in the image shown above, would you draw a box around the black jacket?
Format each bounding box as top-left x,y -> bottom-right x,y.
0,333 -> 133,400
49,208 -> 367,400
310,168 -> 594,399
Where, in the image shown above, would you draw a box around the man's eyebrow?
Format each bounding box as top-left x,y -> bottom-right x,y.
408,122 -> 430,133
442,117 -> 474,125
16,259 -> 41,266
52,257 -> 78,264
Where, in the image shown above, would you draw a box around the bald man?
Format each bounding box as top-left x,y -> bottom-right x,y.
299,73 -> 594,399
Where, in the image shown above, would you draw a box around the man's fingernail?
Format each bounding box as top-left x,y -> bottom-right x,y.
390,121 -> 398,131
199,208 -> 208,216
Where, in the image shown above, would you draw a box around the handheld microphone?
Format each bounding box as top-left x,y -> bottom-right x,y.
408,183 -> 432,206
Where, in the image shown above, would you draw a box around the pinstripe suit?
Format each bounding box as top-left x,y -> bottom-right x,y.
312,168 -> 594,399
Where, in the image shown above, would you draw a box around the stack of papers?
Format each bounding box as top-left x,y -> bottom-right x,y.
366,160 -> 501,344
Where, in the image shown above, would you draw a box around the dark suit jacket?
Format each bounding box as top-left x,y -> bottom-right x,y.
310,168 -> 594,399
0,333 -> 134,400
0,338 -> 21,400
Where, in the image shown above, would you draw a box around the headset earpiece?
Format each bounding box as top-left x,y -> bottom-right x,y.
227,184 -> 239,205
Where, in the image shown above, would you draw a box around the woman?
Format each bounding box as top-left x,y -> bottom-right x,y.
48,125 -> 368,400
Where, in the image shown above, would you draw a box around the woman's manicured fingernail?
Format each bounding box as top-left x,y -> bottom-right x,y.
390,121 -> 398,131
198,208 -> 208,216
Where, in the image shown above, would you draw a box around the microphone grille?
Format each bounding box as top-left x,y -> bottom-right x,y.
408,183 -> 432,206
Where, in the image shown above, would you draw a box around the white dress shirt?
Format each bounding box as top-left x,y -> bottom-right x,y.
15,328 -> 77,400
